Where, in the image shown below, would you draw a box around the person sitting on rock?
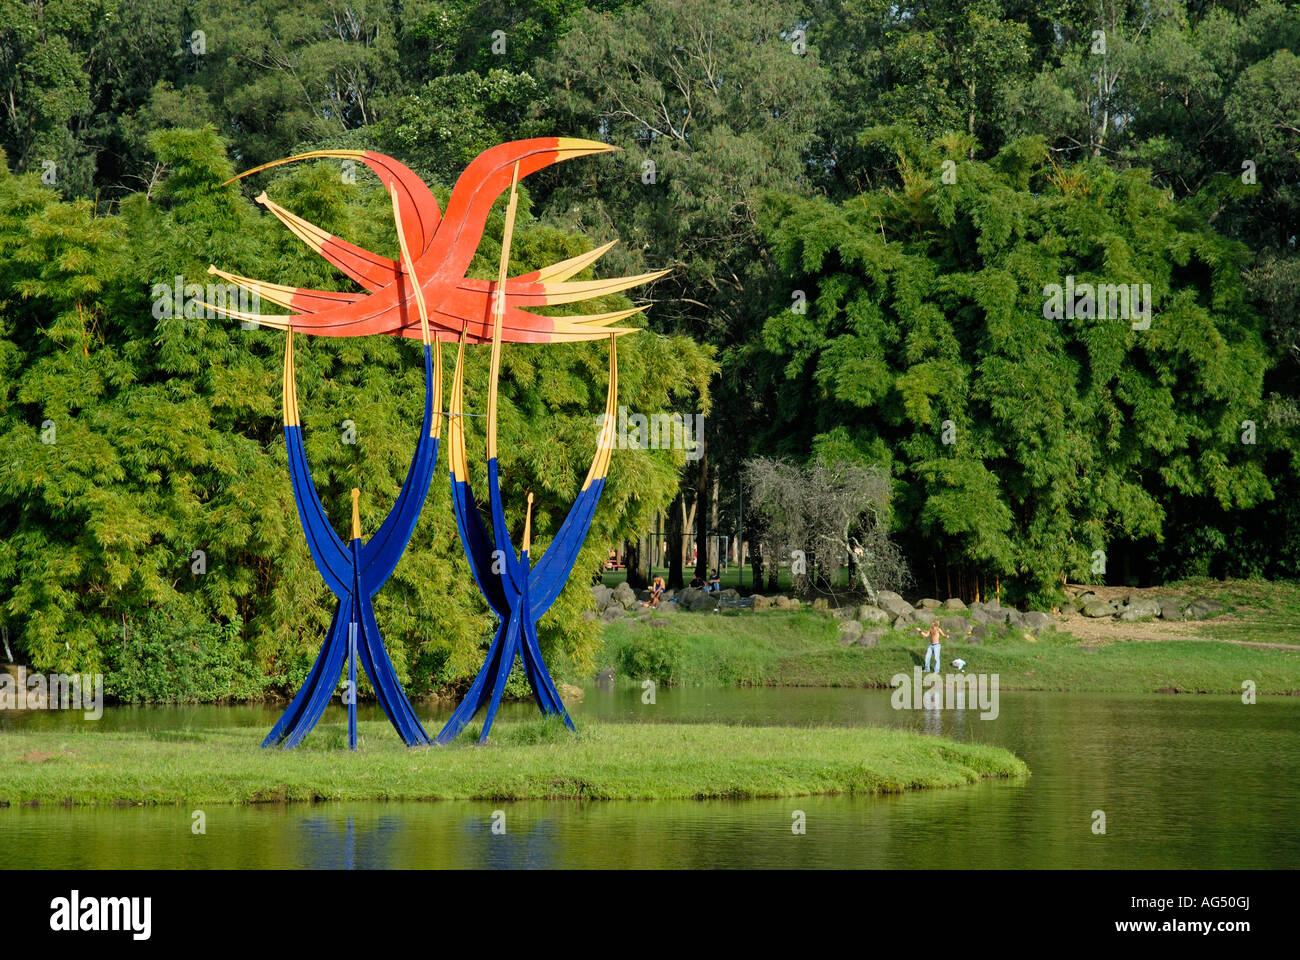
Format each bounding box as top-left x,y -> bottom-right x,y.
689,573 -> 704,590
916,619 -> 948,674
643,575 -> 666,607
705,568 -> 722,593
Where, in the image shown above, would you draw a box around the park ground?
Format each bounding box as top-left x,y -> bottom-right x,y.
595,577 -> 1300,695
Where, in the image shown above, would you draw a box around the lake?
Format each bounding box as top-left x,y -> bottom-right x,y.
2,687 -> 1295,868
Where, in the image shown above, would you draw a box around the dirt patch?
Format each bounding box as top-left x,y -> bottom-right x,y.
21,751 -> 56,763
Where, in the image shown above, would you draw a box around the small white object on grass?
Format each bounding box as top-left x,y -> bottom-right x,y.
951,658 -> 967,673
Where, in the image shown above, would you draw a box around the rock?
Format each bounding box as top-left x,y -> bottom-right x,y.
892,615 -> 912,631
838,620 -> 864,645
969,605 -> 1002,626
1158,599 -> 1184,621
655,599 -> 678,615
858,605 -> 890,625
635,589 -> 651,602
662,589 -> 675,601
752,595 -> 771,611
917,598 -> 942,610
600,604 -> 625,622
687,593 -> 718,612
677,586 -> 702,606
1082,600 -> 1115,618
581,609 -> 596,622
594,668 -> 615,687
719,588 -> 740,599
1022,611 -> 1053,632
812,598 -> 831,613
773,595 -> 792,610
856,628 -> 884,648
1186,598 -> 1222,619
636,608 -> 653,621
984,598 -> 1002,610
829,605 -> 852,620
940,616 -> 969,638
650,618 -> 670,628
1004,609 -> 1025,629
557,681 -> 584,702
591,584 -> 612,608
967,624 -> 988,645
942,598 -> 967,611
613,582 -> 637,608
1120,598 -> 1161,621
878,596 -> 915,619
875,590 -> 906,604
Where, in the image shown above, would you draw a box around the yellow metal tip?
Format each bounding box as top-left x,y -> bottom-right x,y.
554,138 -> 619,161
350,488 -> 361,540
221,150 -> 366,186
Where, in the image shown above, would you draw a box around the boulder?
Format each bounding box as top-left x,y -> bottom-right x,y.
687,593 -> 718,612
1119,598 -> 1161,621
773,595 -> 792,610
788,598 -> 802,610
942,598 -> 967,611
635,589 -> 651,602
677,586 -> 702,606
591,584 -> 613,608
858,605 -> 890,625
838,620 -> 864,645
969,605 -> 1002,626
875,590 -> 906,604
751,595 -> 771,611
1004,609 -> 1025,629
594,667 -> 615,687
967,624 -> 988,645
1022,611 -> 1053,633
612,582 -> 637,608
720,588 -> 740,600
829,605 -> 852,620
940,616 -> 969,638
917,598 -> 942,611
812,598 -> 831,614
892,615 -> 912,632
601,604 -> 625,623
856,628 -> 884,648
1158,599 -> 1185,621
1186,598 -> 1222,619
655,599 -> 678,615
878,595 -> 915,620
557,681 -> 585,703
1081,600 -> 1116,618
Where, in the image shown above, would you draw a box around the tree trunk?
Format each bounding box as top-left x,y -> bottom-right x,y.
694,439 -> 709,581
709,475 -> 719,569
625,538 -> 646,588
666,493 -> 684,589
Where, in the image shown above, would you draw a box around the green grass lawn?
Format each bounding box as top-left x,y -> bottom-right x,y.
0,717 -> 1026,806
598,579 -> 1300,695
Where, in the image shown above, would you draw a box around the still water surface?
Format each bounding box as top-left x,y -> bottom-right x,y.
2,687 -> 1295,868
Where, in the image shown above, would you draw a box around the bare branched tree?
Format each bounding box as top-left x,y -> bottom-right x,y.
744,457 -> 910,602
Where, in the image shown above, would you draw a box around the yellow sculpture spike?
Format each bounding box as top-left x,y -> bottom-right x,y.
282,330 -> 300,427
389,182 -> 431,346
531,270 -> 670,306
522,240 -> 618,283
449,326 -> 469,483
580,333 -> 619,492
523,492 -> 534,555
486,161 -> 521,462
350,488 -> 362,540
221,150 -> 366,187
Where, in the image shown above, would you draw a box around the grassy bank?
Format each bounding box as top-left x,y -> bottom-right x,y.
0,718 -> 1026,806
599,579 -> 1300,694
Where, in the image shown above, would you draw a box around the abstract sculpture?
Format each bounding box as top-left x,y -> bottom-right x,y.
210,139 -> 658,748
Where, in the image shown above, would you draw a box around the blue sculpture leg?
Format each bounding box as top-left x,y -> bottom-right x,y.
348,618 -> 358,751
520,616 -> 574,730
263,602 -> 342,748
281,610 -> 351,749
435,619 -> 508,744
479,606 -> 523,744
357,594 -> 431,746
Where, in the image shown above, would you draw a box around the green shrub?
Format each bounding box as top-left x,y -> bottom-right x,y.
617,633 -> 684,685
105,610 -> 268,703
